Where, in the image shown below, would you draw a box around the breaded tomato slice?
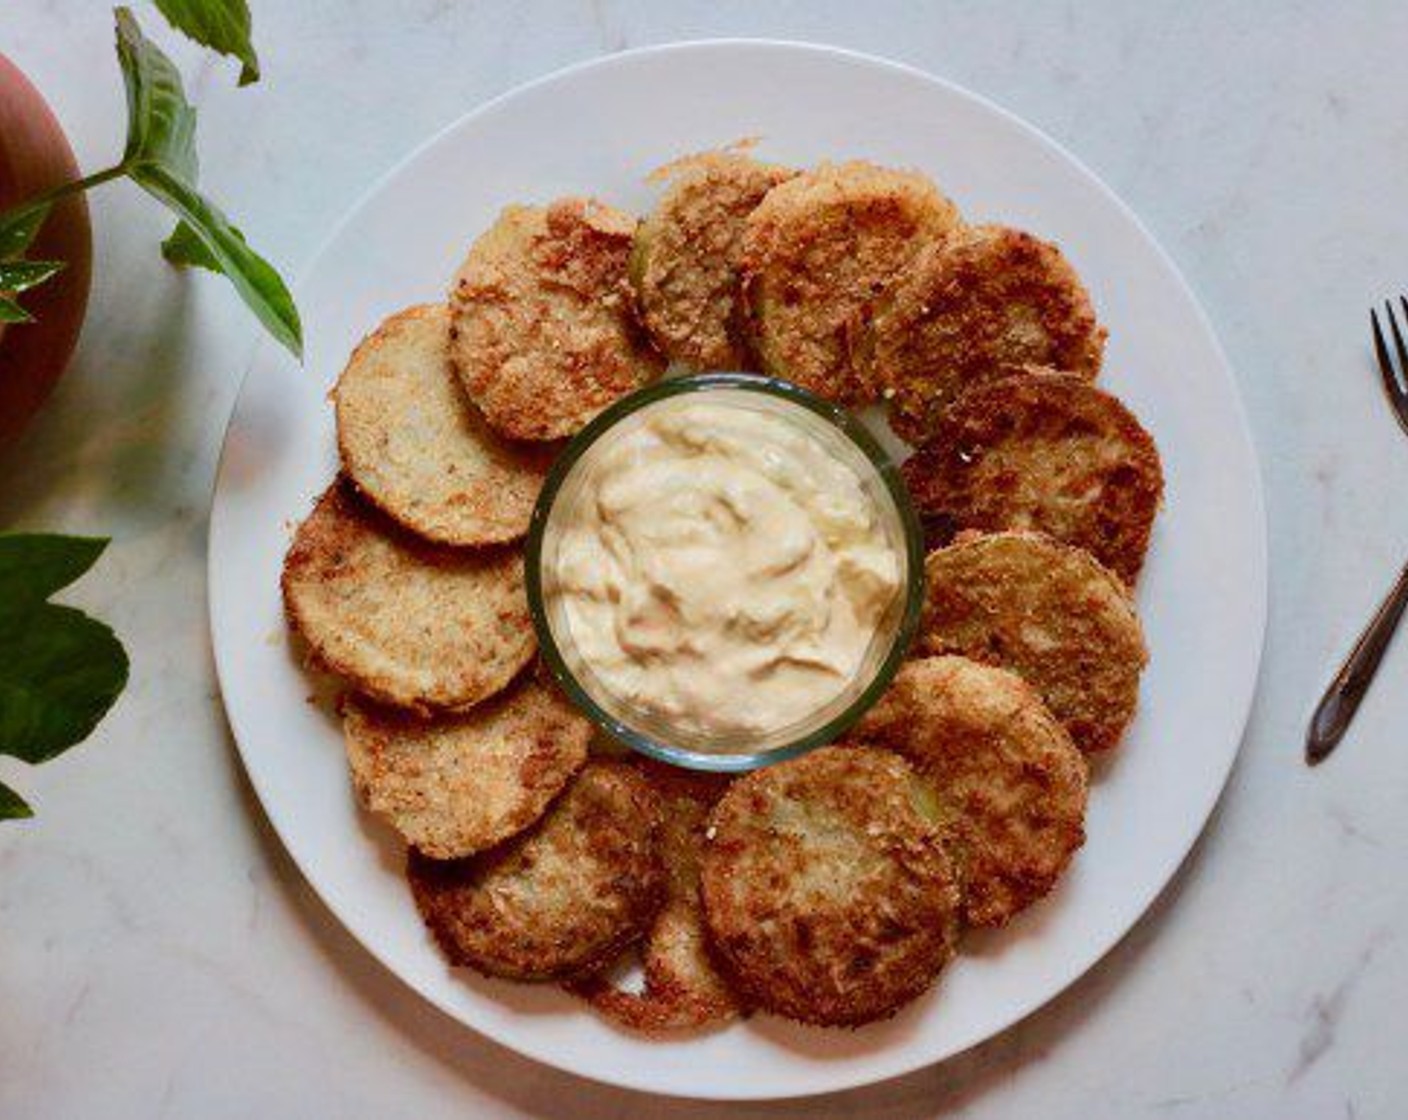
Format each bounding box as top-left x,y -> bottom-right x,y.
450,198 -> 663,441
876,224 -> 1105,443
740,161 -> 962,404
632,150 -> 793,370
281,481 -> 534,714
919,531 -> 1146,752
852,656 -> 1087,927
901,372 -> 1163,584
568,762 -> 744,1032
700,746 -> 960,1027
342,674 -> 591,860
407,761 -> 665,981
335,304 -> 553,547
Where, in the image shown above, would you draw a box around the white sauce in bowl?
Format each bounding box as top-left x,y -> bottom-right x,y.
547,397 -> 901,738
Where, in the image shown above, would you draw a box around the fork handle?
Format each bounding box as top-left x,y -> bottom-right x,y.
1307,562 -> 1408,765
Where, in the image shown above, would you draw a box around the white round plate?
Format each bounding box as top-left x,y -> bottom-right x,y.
209,41 -> 1267,1101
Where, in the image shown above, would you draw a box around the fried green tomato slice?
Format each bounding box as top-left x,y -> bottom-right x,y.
919,531 -> 1147,753
407,760 -> 665,981
740,161 -> 963,404
631,150 -> 794,370
699,746 -> 961,1027
281,482 -> 535,715
342,674 -> 592,860
851,656 -> 1088,927
901,372 -> 1164,584
449,198 -> 664,441
875,224 -> 1106,444
335,304 -> 554,546
568,762 -> 745,1032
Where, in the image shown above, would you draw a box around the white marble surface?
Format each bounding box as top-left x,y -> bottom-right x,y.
2,2 -> 1405,1117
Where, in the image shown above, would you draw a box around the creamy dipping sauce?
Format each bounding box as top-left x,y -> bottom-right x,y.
546,395 -> 901,740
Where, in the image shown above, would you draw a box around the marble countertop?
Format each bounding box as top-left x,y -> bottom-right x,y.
3,3 -> 1406,1117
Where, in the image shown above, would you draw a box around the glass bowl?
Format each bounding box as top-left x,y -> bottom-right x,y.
525,372 -> 925,772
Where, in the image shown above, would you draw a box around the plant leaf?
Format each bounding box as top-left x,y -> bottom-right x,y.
0,535 -> 110,607
0,259 -> 65,293
0,296 -> 32,323
136,169 -> 302,356
0,781 -> 33,820
0,536 -> 128,810
0,256 -> 64,321
116,8 -> 199,183
0,604 -> 129,765
113,8 -> 302,358
161,219 -> 223,271
153,0 -> 260,86
0,205 -> 51,259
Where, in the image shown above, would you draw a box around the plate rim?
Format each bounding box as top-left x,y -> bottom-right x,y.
207,38 -> 1268,1101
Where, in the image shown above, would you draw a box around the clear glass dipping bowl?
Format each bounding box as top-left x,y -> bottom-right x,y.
525,372 -> 925,772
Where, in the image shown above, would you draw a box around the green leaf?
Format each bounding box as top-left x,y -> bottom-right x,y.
0,781 -> 33,820
0,535 -> 110,606
153,0 -> 260,86
116,8 -> 199,183
161,218 -> 222,271
0,536 -> 128,814
0,256 -> 64,320
113,8 -> 302,358
0,205 -> 51,259
0,604 -> 129,765
0,296 -> 32,323
137,169 -> 302,356
0,259 -> 65,293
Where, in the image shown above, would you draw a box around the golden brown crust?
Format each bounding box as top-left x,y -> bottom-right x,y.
449,198 -> 664,441
567,761 -> 744,1032
407,761 -> 666,981
740,161 -> 963,404
919,531 -> 1146,753
281,481 -> 535,714
334,304 -> 554,546
850,656 -> 1087,926
875,224 -> 1106,443
342,675 -> 592,860
632,151 -> 794,370
699,746 -> 961,1027
902,373 -> 1163,584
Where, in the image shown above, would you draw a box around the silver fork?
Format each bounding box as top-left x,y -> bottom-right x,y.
1305,298 -> 1408,765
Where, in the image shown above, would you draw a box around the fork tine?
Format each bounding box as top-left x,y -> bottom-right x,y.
1374,304 -> 1408,438
1388,300 -> 1408,376
1371,308 -> 1394,385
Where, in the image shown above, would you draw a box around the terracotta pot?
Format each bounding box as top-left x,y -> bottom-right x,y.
0,52 -> 93,447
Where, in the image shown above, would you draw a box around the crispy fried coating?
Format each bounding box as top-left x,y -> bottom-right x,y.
281,482 -> 535,714
699,746 -> 961,1027
901,373 -> 1163,584
919,531 -> 1146,753
740,161 -> 963,404
875,224 -> 1106,443
335,304 -> 554,546
449,198 -> 664,441
632,151 -> 793,370
342,675 -> 591,860
569,762 -> 744,1032
851,656 -> 1087,927
407,760 -> 665,981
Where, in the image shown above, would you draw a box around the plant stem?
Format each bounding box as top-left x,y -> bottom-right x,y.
0,163 -> 129,226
